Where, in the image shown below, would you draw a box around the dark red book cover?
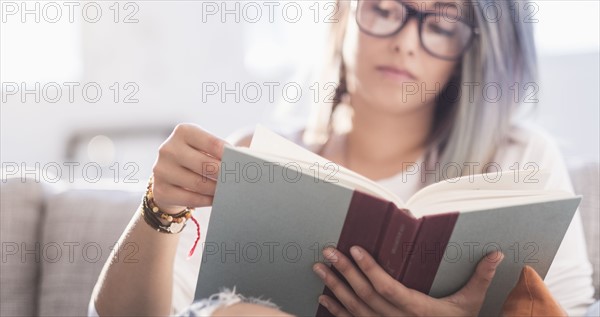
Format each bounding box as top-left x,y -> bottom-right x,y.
316,191 -> 458,316
378,205 -> 422,280
399,213 -> 459,294
316,191 -> 392,316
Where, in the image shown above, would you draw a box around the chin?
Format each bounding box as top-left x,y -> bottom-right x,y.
358,93 -> 422,116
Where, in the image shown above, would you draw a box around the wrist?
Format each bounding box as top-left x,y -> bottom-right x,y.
158,204 -> 188,215
140,175 -> 203,258
141,175 -> 192,234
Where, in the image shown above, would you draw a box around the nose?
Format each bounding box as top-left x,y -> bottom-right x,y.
390,17 -> 420,56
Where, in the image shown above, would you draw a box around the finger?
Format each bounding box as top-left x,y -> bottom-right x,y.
318,295 -> 352,317
313,262 -> 376,316
179,147 -> 221,180
177,124 -> 229,159
153,181 -> 213,208
323,248 -> 398,315
349,246 -> 413,309
156,164 -> 216,196
447,251 -> 504,309
161,144 -> 221,180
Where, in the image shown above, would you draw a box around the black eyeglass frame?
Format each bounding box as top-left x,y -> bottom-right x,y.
354,0 -> 480,61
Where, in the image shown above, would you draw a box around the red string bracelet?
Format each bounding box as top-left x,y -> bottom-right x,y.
187,214 -> 201,259
142,176 -> 202,258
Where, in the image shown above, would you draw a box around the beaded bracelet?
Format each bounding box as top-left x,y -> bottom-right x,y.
146,175 -> 193,220
141,197 -> 187,234
141,175 -> 202,258
144,191 -> 192,229
141,176 -> 193,234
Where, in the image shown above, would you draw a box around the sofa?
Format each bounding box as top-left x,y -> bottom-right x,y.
1,162 -> 599,316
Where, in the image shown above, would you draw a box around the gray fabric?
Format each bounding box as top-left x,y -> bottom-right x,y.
569,162 -> 600,299
37,189 -> 141,317
0,178 -> 47,317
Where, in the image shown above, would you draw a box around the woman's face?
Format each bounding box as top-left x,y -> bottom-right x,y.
343,0 -> 466,114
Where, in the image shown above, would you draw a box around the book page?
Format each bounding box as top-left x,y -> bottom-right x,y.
246,125 -> 573,216
407,189 -> 574,216
405,170 -> 576,216
405,168 -> 550,207
247,124 -> 406,207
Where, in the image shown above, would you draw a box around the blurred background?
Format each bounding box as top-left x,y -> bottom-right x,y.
1,0 -> 599,186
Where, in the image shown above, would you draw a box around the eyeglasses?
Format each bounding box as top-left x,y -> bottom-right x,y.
354,0 -> 479,60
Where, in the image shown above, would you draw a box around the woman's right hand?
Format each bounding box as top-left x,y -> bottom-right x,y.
151,123 -> 229,214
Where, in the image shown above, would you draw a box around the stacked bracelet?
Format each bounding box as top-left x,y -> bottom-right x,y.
140,175 -> 203,258
141,176 -> 193,234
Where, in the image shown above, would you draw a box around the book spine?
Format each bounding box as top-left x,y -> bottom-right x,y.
377,206 -> 421,280
399,212 -> 459,294
316,191 -> 393,317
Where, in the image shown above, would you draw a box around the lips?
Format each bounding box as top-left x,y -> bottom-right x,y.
376,65 -> 417,83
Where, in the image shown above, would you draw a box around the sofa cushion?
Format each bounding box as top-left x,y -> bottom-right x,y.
0,178 -> 47,316
569,162 -> 600,299
502,266 -> 567,316
37,188 -> 142,317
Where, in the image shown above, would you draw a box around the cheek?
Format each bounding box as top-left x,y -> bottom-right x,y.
342,30 -> 384,94
421,60 -> 457,92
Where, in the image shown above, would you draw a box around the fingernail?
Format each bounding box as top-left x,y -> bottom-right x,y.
488,252 -> 504,267
313,265 -> 327,279
497,252 -> 505,265
323,248 -> 338,262
350,246 -> 363,261
318,296 -> 328,308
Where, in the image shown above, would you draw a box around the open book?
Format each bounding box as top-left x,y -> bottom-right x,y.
195,125 -> 580,316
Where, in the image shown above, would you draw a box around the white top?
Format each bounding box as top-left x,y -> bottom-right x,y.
89,123 -> 595,316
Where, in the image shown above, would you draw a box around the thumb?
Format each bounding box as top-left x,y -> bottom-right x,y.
449,251 -> 504,310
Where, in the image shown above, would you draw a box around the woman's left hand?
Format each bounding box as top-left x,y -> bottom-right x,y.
312,246 -> 504,317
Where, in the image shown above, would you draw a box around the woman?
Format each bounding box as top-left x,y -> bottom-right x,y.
90,0 -> 595,315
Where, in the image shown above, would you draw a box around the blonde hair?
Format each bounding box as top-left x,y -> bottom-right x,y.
303,0 -> 538,182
